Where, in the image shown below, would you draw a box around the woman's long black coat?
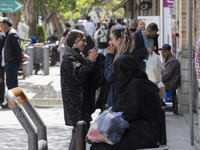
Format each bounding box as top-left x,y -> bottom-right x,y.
61,46 -> 95,126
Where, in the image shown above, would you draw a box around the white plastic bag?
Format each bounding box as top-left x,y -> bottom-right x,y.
157,82 -> 166,99
86,107 -> 129,145
145,52 -> 162,83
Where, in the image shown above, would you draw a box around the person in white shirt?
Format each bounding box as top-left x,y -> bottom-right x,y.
83,15 -> 96,40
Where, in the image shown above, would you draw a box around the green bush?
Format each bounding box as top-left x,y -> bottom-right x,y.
36,25 -> 47,42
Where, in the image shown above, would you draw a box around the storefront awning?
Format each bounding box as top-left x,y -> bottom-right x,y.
112,0 -> 129,12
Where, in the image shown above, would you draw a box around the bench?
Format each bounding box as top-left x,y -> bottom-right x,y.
163,91 -> 178,115
137,145 -> 169,150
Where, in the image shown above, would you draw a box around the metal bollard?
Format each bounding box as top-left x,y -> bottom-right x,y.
22,61 -> 30,78
5,88 -> 48,150
60,46 -> 65,65
76,121 -> 87,150
6,90 -> 38,150
11,87 -> 48,150
43,45 -> 49,75
27,46 -> 34,75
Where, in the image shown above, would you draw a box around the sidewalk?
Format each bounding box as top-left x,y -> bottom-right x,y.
0,64 -> 197,150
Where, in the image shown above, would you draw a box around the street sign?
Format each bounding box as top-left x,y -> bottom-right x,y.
17,22 -> 29,40
0,0 -> 23,13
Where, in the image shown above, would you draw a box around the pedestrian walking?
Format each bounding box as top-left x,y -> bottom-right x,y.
75,24 -> 95,56
129,18 -> 137,33
133,22 -> 159,71
110,18 -> 122,33
94,21 -> 110,56
0,17 -> 29,90
57,22 -> 72,52
83,15 -> 96,40
0,19 -> 6,109
60,29 -> 98,150
135,19 -> 146,32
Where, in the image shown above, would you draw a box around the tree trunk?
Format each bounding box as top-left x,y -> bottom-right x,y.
50,12 -> 63,36
8,11 -> 20,30
23,0 -> 36,39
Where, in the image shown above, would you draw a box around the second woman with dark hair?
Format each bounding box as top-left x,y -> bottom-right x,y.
60,29 -> 98,150
104,26 -> 135,107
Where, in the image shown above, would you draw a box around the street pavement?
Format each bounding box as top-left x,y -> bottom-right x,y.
0,64 -> 198,150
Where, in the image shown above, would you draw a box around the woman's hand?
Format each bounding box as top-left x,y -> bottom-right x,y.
88,49 -> 98,62
107,43 -> 115,54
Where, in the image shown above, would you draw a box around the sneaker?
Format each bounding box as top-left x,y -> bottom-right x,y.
1,103 -> 9,109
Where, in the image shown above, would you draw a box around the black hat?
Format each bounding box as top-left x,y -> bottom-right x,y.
159,44 -> 171,51
0,17 -> 12,27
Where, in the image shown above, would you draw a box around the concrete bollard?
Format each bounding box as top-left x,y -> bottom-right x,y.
22,61 -> 30,78
76,121 -> 87,150
27,46 -> 34,75
43,46 -> 49,75
60,46 -> 65,65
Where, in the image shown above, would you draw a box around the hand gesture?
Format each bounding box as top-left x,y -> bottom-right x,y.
88,49 -> 98,63
107,43 -> 115,54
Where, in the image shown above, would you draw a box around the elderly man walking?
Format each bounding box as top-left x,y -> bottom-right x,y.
0,17 -> 29,90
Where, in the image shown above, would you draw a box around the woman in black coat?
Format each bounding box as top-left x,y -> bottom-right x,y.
90,54 -> 162,150
60,29 -> 98,150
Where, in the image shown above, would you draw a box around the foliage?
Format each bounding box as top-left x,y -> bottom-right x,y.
98,0 -> 125,20
60,0 -> 98,21
36,25 -> 47,42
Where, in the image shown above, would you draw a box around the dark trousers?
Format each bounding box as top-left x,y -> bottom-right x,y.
5,61 -> 22,90
68,126 -> 77,150
0,67 -> 5,105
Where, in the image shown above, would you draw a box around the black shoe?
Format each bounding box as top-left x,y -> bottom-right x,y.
161,101 -> 167,106
1,104 -> 9,109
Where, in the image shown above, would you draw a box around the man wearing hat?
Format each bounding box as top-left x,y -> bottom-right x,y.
160,44 -> 180,92
0,17 -> 29,90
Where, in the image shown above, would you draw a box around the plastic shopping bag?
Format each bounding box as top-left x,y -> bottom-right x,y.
158,82 -> 166,99
145,52 -> 162,83
86,107 -> 129,145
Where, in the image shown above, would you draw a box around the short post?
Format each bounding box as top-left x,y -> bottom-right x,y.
11,87 -> 48,150
60,46 -> 65,64
76,121 -> 87,150
43,46 -> 49,75
22,61 -> 30,78
27,46 -> 34,75
5,90 -> 38,150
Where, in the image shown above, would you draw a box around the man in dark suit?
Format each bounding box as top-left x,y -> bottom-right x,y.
132,23 -> 159,71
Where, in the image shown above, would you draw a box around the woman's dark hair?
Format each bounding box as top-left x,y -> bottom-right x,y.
112,26 -> 135,62
64,29 -> 85,48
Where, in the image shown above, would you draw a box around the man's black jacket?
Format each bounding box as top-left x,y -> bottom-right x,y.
132,30 -> 159,71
